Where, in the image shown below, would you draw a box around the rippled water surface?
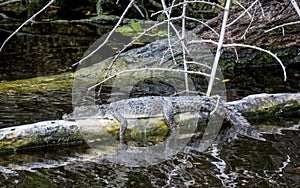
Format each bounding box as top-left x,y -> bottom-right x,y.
0,122 -> 299,187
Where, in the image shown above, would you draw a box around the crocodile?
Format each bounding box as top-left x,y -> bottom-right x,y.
63,96 -> 251,141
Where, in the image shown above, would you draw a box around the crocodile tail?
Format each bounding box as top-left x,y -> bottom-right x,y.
222,107 -> 251,141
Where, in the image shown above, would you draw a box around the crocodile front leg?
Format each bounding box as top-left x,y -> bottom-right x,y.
162,99 -> 177,128
107,109 -> 128,141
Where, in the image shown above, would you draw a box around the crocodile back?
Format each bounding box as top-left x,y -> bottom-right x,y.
108,96 -> 165,118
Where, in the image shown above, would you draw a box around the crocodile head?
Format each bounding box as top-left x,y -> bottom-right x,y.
97,105 -> 109,117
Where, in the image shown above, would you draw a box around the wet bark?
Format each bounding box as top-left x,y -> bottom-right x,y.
194,0 -> 300,65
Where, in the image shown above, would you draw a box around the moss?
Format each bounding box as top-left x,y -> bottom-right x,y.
251,51 -> 277,66
18,170 -> 55,188
105,118 -> 169,139
244,101 -> 300,118
0,73 -> 74,95
0,130 -> 84,153
218,60 -> 236,70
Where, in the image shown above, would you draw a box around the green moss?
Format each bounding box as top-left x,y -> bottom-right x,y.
248,46 -> 298,67
0,73 -> 74,95
114,20 -> 169,38
244,101 -> 300,118
218,60 -> 236,70
18,171 -> 55,188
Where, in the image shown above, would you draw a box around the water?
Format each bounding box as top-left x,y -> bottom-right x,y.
0,124 -> 299,187
0,20 -> 300,187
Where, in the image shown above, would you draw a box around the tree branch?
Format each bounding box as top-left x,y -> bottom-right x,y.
0,0 -> 56,52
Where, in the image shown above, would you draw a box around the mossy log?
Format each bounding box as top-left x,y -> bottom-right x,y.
0,73 -> 74,95
0,120 -> 82,152
0,92 -> 299,153
227,93 -> 300,115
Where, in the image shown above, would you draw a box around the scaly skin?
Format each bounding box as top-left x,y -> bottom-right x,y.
64,96 -> 251,141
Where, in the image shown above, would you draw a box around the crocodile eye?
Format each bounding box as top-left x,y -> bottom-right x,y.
98,105 -> 107,115
97,109 -> 104,116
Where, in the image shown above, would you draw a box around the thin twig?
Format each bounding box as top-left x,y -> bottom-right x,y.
185,60 -> 212,69
151,0 -> 224,17
167,21 -> 189,56
226,0 -> 259,28
0,0 -> 56,52
234,0 -> 252,18
186,16 -> 219,36
73,0 -> 135,66
290,0 -> 300,18
156,2 -> 190,61
241,4 -> 257,40
161,0 -> 177,64
264,20 -> 300,33
210,95 -> 220,115
159,39 -> 181,65
226,29 -> 239,62
133,2 -> 145,17
0,0 -> 21,7
258,0 -> 265,17
223,43 -> 286,81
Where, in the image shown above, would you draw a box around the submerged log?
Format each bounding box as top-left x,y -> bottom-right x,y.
0,92 -> 299,153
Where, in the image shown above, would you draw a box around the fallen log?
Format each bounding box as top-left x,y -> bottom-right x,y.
227,92 -> 300,115
0,93 -> 299,153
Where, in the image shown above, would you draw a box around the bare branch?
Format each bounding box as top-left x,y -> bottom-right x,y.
210,95 -> 220,115
159,38 -> 181,65
223,44 -> 286,81
133,2 -> 145,18
264,20 -> 300,33
291,0 -> 300,18
161,0 -> 177,64
226,0 -> 259,28
73,0 -> 135,66
151,0 -> 225,17
157,1 -> 190,62
186,16 -> 219,36
0,0 -> 21,7
241,4 -> 257,40
264,0 -> 300,35
185,60 -> 212,69
257,0 -> 265,17
182,0 -> 189,91
234,0 -> 252,18
206,0 -> 231,97
0,0 -> 56,52
189,39 -> 287,81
